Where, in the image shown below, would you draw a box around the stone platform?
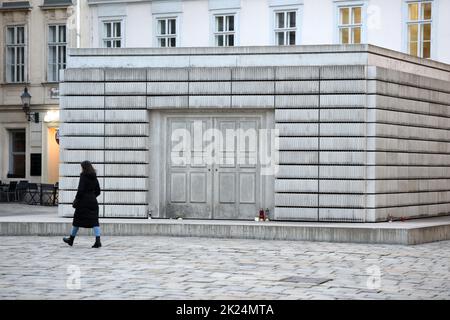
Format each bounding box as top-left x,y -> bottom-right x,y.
0,204 -> 449,245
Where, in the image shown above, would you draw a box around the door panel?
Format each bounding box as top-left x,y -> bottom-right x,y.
170,172 -> 187,202
239,173 -> 256,203
213,117 -> 260,219
190,172 -> 207,203
218,172 -> 235,203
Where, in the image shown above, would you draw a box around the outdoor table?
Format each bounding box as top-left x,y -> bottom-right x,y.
40,184 -> 58,206
23,184 -> 40,205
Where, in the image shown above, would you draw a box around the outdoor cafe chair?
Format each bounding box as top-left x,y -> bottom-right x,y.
15,180 -> 29,202
5,181 -> 18,202
24,183 -> 40,205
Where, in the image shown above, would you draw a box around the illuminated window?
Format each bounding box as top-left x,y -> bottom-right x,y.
274,11 -> 297,45
407,1 -> 432,58
338,6 -> 362,44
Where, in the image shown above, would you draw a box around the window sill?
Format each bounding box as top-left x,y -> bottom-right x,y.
6,174 -> 26,179
1,82 -> 31,86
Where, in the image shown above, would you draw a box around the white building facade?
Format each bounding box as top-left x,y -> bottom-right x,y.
83,0 -> 450,64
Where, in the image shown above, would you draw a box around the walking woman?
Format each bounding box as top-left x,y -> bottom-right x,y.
63,160 -> 102,248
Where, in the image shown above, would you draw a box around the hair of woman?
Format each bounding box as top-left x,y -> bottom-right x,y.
81,160 -> 96,176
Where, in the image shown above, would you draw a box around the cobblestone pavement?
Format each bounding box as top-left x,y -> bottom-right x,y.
0,236 -> 449,300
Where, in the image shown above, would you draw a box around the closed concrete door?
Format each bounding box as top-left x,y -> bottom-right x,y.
166,116 -> 261,220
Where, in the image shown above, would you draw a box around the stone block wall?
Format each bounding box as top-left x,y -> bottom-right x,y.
274,65 -> 369,222
59,63 -> 450,222
366,67 -> 450,221
59,68 -> 149,218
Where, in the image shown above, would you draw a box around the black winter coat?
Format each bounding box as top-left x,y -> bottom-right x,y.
72,173 -> 101,228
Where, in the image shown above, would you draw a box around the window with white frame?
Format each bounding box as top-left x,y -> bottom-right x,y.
103,21 -> 122,48
48,25 -> 67,82
274,10 -> 297,45
407,1 -> 432,58
156,17 -> 177,47
214,14 -> 235,47
6,26 -> 26,83
338,6 -> 362,44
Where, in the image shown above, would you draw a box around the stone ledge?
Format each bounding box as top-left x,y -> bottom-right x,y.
0,216 -> 449,245
67,44 -> 450,72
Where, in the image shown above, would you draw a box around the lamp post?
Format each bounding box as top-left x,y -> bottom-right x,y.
21,87 -> 38,123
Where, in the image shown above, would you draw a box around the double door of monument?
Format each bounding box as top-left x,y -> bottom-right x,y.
165,116 -> 262,220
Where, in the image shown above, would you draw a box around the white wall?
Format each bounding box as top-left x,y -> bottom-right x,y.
126,2 -> 153,47
182,0 -> 210,46
366,0 -> 402,52
240,0 -> 270,46
89,5 -> 99,47
301,0 -> 334,45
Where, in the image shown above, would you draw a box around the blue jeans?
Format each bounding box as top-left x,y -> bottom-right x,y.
71,226 -> 101,237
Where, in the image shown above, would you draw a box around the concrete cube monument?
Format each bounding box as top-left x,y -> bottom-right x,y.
59,44 -> 450,222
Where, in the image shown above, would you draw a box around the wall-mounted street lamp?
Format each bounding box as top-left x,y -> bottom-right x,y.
21,87 -> 39,123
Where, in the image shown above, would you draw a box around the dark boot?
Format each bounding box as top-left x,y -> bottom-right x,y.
92,236 -> 102,248
63,235 -> 75,246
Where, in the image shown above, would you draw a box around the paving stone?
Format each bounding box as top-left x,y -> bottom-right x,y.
0,236 -> 448,299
